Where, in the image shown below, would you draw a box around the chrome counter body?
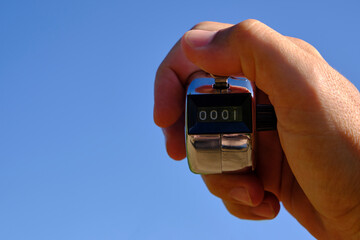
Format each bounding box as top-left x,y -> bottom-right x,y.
185,75 -> 256,174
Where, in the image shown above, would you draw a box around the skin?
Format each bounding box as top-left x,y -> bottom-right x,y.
153,20 -> 360,239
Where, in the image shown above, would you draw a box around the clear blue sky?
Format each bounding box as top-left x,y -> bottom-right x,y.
1,1 -> 359,239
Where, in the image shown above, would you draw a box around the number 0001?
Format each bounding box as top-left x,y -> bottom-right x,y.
198,108 -> 238,122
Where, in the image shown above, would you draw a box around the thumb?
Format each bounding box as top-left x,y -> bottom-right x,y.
181,19 -> 324,112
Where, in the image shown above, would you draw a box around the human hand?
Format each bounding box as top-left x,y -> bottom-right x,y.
153,20 -> 360,239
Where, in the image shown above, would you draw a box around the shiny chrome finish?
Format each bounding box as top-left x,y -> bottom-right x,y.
185,72 -> 256,174
221,134 -> 252,173
186,134 -> 221,174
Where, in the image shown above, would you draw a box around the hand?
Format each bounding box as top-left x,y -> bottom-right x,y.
153,20 -> 360,239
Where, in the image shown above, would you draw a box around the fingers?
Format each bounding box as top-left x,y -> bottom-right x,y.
154,19 -> 326,160
155,19 -> 331,160
181,19 -> 325,111
202,174 -> 280,220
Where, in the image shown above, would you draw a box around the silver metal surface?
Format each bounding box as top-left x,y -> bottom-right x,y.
186,133 -> 253,174
186,134 -> 221,174
221,134 -> 252,172
185,72 -> 256,174
211,74 -> 229,89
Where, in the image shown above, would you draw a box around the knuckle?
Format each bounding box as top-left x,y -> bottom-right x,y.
302,42 -> 322,57
238,19 -> 262,27
289,37 -> 322,57
233,19 -> 263,34
293,37 -> 309,45
229,19 -> 268,44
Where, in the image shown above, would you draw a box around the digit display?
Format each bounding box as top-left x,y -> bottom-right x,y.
187,93 -> 252,134
197,107 -> 242,122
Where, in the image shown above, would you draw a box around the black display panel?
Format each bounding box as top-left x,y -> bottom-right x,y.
187,93 -> 252,134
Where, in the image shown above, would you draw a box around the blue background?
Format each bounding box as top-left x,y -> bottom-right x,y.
1,1 -> 359,239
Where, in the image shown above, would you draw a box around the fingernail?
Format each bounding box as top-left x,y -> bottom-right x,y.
229,188 -> 252,205
184,30 -> 217,48
251,202 -> 275,219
